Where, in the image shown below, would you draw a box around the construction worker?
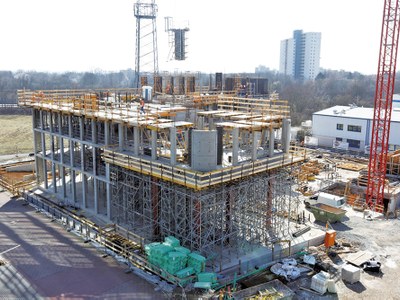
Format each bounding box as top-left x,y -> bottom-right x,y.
140,98 -> 145,114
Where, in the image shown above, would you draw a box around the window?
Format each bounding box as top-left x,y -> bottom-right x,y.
348,125 -> 361,132
347,139 -> 360,149
337,124 -> 343,130
336,137 -> 343,141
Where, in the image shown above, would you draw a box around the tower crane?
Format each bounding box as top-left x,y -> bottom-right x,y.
366,0 -> 400,211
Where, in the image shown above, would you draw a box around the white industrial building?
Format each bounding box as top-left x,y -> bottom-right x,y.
310,104 -> 400,152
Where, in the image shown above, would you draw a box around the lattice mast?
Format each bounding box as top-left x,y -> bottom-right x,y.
366,0 -> 400,208
134,0 -> 159,88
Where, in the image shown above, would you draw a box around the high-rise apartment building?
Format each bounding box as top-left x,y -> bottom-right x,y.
279,30 -> 321,80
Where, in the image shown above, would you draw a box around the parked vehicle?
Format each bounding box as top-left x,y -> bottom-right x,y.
304,192 -> 345,208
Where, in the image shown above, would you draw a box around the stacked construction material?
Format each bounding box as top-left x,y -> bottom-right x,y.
164,251 -> 188,275
175,267 -> 195,286
187,252 -> 206,273
195,272 -> 219,289
145,242 -> 174,269
144,236 -> 213,287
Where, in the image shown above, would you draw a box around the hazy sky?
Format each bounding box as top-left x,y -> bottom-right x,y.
0,0 -> 383,75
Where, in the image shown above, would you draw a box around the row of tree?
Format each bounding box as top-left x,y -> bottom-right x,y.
0,68 -> 388,125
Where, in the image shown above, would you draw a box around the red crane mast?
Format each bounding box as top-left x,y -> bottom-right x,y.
366,0 -> 400,210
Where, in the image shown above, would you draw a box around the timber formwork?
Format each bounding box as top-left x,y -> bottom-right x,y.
18,88 -> 308,269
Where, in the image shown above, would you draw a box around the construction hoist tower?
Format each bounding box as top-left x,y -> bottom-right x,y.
134,0 -> 159,88
366,0 -> 400,210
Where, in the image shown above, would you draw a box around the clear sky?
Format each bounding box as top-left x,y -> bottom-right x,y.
0,0 -> 383,75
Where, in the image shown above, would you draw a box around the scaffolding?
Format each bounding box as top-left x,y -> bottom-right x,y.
109,164 -> 300,270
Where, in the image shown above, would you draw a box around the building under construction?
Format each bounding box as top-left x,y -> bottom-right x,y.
17,75 -> 309,272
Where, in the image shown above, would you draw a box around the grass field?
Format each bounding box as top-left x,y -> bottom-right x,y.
0,115 -> 33,155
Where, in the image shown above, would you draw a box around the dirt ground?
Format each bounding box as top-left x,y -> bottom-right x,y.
288,154 -> 400,300
0,115 -> 33,155
286,211 -> 400,300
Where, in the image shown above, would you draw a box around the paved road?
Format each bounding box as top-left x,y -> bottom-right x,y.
0,191 -> 168,300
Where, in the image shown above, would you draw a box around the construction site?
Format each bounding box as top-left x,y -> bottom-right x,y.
16,81 -> 309,264
2,0 -> 400,299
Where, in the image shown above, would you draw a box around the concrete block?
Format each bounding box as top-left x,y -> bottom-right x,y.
341,264 -> 361,284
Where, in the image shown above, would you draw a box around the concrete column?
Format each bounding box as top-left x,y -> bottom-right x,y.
197,116 -> 204,129
32,111 -> 40,183
93,178 -> 98,213
209,117 -> 214,130
81,145 -> 86,209
71,170 -> 77,204
282,118 -> 291,154
252,131 -> 259,161
68,115 -> 76,205
232,127 -> 239,166
134,126 -> 139,156
58,114 -> 66,198
260,129 -> 266,148
118,123 -> 124,149
151,130 -> 157,160
40,111 -> 48,189
104,121 -> 110,145
91,119 -> 97,144
269,127 -> 275,157
50,113 -> 57,193
170,127 -> 177,166
106,163 -> 112,219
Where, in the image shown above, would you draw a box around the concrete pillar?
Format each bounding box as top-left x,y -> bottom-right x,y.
269,127 -> 275,157
32,111 -> 41,183
50,112 -> 57,193
209,117 -> 214,130
104,121 -> 110,145
68,115 -> 76,205
170,127 -> 177,166
79,117 -> 86,208
118,123 -> 124,149
197,116 -> 204,129
40,111 -> 48,189
134,126 -> 139,156
232,127 -> 239,166
260,129 -> 266,148
252,131 -> 259,161
71,170 -> 77,204
151,130 -> 157,160
282,118 -> 291,154
58,114 -> 66,198
93,179 -> 98,213
106,163 -> 112,219
91,119 -> 97,144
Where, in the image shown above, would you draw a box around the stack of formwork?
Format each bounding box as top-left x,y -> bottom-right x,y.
387,150 -> 400,175
83,93 -> 98,111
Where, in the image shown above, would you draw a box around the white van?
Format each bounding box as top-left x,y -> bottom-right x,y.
304,192 -> 345,208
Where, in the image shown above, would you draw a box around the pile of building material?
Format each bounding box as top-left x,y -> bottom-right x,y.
145,236 -> 215,288
295,160 -> 326,183
387,149 -> 400,175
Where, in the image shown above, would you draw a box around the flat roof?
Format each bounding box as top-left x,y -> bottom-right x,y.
313,105 -> 400,122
